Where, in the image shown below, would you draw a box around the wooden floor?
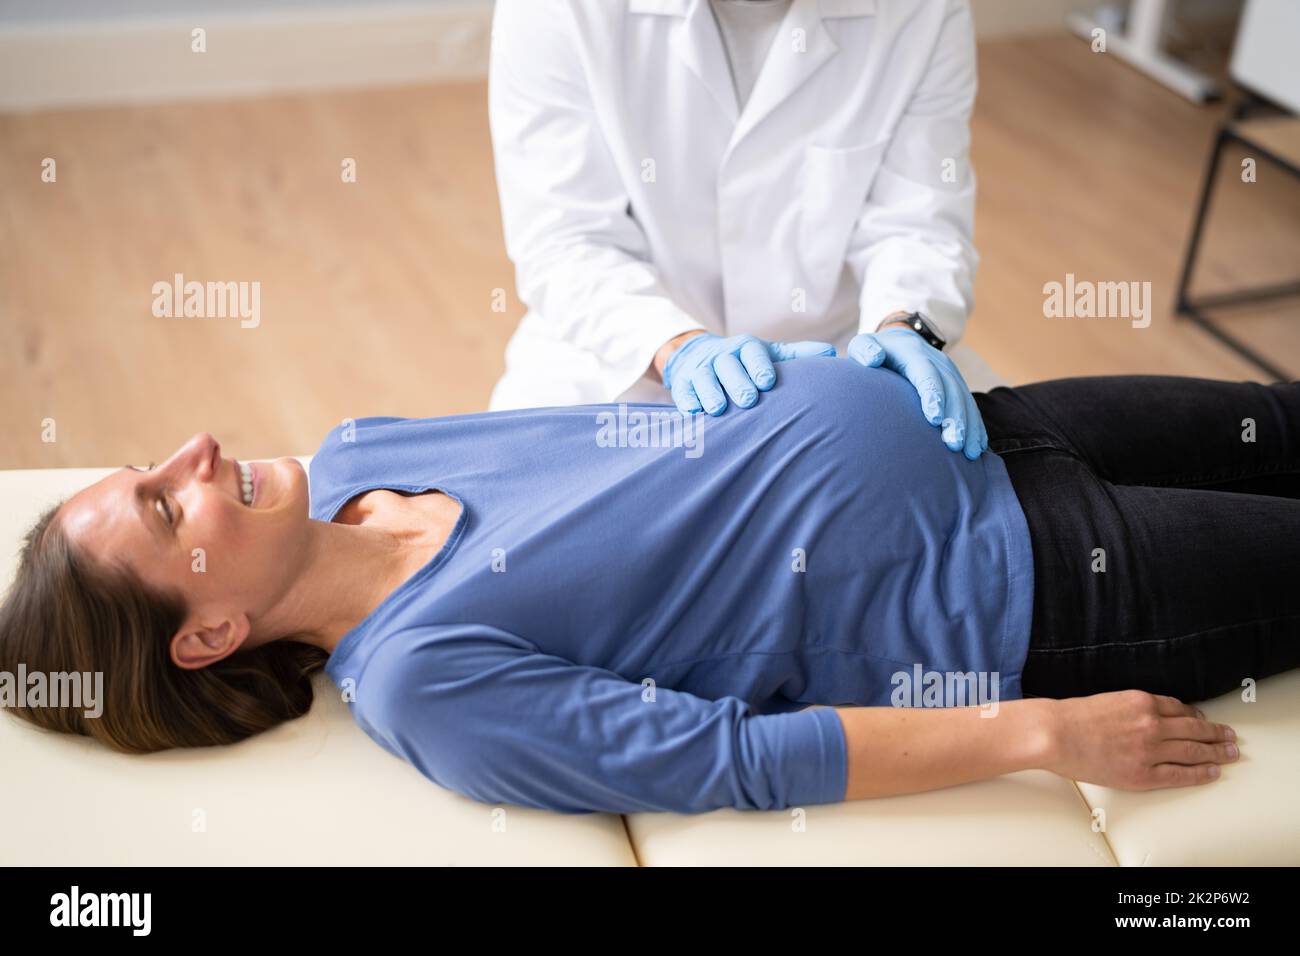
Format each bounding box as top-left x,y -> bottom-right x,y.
2,33 -> 1298,469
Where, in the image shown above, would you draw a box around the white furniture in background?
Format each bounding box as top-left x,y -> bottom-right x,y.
1230,0 -> 1300,113
1066,0 -> 1225,103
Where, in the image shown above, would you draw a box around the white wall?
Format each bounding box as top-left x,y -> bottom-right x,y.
0,0 -> 1224,112
0,0 -> 460,24
0,1 -> 494,111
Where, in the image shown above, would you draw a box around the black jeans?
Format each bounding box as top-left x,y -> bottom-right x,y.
975,375 -> 1300,703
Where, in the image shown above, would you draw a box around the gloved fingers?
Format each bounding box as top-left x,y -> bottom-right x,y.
767,339 -> 838,363
737,338 -> 777,391
959,388 -> 986,460
670,374 -> 703,415
972,390 -> 991,456
957,375 -> 990,458
936,360 -> 988,459
847,333 -> 887,368
896,357 -> 946,425
935,366 -> 969,453
713,352 -> 759,408
690,366 -> 729,416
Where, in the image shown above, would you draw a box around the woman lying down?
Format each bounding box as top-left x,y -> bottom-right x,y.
3,357 -> 1298,814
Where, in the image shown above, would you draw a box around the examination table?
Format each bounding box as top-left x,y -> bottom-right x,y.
3,345 -> 1298,866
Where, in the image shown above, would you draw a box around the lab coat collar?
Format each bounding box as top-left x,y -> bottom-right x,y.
628,0 -> 876,16
630,0 -> 877,148
659,0 -> 740,120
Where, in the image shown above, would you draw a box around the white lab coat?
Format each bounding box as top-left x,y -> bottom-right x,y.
488,0 -> 978,410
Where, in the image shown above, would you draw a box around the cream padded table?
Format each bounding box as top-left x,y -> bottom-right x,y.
3,347 -> 1298,866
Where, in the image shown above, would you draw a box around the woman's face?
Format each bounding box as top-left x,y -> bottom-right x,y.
58,432 -> 312,666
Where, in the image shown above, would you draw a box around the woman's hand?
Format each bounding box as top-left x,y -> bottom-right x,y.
1045,690 -> 1239,790
847,325 -> 988,460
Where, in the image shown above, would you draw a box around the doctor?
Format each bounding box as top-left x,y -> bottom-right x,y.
488,0 -> 988,459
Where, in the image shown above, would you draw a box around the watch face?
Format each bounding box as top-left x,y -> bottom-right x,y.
909,313 -> 945,349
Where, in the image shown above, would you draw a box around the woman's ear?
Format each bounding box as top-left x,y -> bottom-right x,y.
170,613 -> 250,670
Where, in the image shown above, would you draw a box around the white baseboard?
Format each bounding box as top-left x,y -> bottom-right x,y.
0,1 -> 494,112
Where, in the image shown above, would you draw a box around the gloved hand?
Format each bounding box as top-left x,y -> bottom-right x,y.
847,327 -> 989,460
663,333 -> 837,416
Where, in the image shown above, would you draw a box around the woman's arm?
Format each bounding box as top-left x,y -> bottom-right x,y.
356,623 -> 847,814
836,690 -> 1238,800
836,698 -> 1053,800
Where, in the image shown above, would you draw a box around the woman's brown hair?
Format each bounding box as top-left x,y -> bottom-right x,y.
0,502 -> 327,753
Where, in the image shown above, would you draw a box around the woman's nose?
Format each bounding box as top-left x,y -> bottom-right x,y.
166,432 -> 221,481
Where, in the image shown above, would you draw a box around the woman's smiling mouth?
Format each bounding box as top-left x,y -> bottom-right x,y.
238,460 -> 255,506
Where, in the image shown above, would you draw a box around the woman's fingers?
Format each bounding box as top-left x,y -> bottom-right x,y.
1152,694 -> 1201,717
1142,709 -> 1240,789
1153,737 -> 1239,767
1148,762 -> 1226,788
1160,716 -> 1237,743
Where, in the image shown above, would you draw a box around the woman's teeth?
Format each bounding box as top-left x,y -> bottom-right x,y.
239,461 -> 254,506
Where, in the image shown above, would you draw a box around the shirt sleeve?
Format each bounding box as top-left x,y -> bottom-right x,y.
353,622 -> 848,815
489,0 -> 704,399
847,0 -> 979,344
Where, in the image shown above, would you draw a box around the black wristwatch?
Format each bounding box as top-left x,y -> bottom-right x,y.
888,311 -> 946,351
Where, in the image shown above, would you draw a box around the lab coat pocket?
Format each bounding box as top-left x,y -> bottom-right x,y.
798,138 -> 890,297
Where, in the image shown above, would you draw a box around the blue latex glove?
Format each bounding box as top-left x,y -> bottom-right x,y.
847,327 -> 989,460
663,333 -> 838,416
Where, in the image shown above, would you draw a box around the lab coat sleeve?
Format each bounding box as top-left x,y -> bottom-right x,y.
357,623 -> 848,815
489,0 -> 705,398
847,0 -> 979,345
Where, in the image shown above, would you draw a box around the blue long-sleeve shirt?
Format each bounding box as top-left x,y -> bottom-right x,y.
311,357 -> 1035,815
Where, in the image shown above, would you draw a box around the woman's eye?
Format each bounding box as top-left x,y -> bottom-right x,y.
157,495 -> 175,526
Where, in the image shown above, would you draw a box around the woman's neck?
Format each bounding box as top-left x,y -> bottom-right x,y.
251,493 -> 458,656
